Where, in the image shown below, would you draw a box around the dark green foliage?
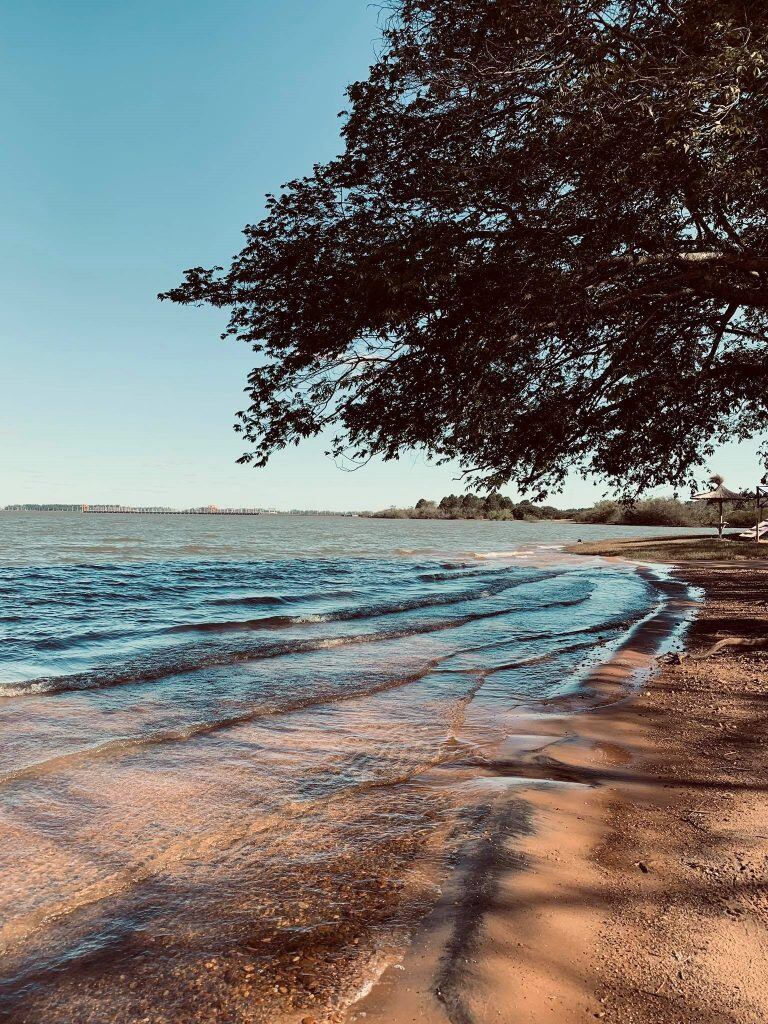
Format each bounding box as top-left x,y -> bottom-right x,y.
162,1 -> 768,497
375,492 -> 758,523
374,492 -> 571,519
575,496 -> 756,526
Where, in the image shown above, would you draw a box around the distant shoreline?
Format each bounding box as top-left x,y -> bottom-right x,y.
1,506 -> 362,517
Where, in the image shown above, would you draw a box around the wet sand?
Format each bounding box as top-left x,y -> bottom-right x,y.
344,559 -> 768,1024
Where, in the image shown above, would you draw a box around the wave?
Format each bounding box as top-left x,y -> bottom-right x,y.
0,592 -> 594,698
436,637 -> 600,678
447,604 -> 647,660
29,627 -> 142,651
164,576 -> 534,634
471,550 -> 528,559
166,614 -> 313,633
0,636 -> 609,788
210,589 -> 360,608
0,662 -> 450,786
415,566 -> 512,583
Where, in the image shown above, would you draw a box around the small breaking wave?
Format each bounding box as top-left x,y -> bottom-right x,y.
471,550 -> 527,559
0,592 -> 594,698
0,663 -> 446,786
210,589 -> 359,608
163,575 -> 537,634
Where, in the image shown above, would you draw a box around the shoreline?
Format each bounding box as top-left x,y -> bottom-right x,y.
5,541 -> 766,1023
342,554 -> 768,1024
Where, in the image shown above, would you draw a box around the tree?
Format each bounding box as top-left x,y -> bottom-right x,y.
577,500 -> 623,524
161,0 -> 768,498
512,498 -> 537,520
483,491 -> 505,514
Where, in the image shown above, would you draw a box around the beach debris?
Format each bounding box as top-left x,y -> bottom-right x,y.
635,861 -> 650,873
690,636 -> 768,660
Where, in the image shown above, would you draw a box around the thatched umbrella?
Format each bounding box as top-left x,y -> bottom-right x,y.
692,475 -> 744,540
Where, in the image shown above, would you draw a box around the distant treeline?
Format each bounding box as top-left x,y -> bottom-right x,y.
577,497 -> 754,528
372,494 -> 574,521
372,494 -> 756,528
3,504 -> 82,512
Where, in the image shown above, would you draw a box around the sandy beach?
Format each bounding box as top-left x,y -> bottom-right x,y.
344,551 -> 768,1024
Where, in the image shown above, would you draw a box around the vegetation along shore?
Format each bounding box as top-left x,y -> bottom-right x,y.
372,493 -> 759,528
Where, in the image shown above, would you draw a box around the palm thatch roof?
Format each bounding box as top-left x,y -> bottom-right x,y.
692,483 -> 744,501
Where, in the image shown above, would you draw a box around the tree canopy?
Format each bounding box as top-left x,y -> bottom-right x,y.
161,0 -> 768,498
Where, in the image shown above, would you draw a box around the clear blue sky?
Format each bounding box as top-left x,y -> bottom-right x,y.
0,1 -> 762,510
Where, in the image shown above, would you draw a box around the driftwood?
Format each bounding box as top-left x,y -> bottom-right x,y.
687,636 -> 768,661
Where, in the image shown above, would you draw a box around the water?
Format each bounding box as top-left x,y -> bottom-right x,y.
0,513 -> 699,1022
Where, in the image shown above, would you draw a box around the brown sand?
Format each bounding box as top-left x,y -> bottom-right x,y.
344,560 -> 768,1024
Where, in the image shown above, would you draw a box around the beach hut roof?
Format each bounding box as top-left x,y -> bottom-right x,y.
692,483 -> 743,501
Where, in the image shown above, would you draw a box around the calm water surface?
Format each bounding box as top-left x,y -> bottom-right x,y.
0,513 -> 699,1022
